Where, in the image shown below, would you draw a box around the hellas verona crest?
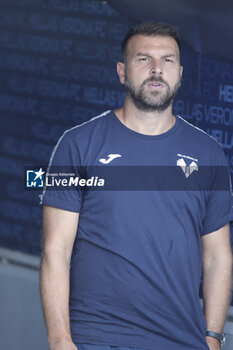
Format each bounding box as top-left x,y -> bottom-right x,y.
177,153 -> 198,178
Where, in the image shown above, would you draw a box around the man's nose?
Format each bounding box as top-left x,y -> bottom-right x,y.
150,60 -> 162,75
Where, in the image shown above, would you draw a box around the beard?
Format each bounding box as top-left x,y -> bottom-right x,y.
125,74 -> 181,112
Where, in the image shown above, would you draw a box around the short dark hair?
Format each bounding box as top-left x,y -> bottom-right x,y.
121,21 -> 181,61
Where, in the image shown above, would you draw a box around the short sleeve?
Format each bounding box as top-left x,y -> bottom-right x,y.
202,146 -> 233,235
40,131 -> 83,213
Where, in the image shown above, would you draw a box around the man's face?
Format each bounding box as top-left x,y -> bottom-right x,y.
117,35 -> 183,112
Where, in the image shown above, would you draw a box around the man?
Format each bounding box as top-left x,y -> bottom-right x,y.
40,22 -> 233,350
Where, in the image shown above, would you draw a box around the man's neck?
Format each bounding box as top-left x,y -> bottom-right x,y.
114,99 -> 176,136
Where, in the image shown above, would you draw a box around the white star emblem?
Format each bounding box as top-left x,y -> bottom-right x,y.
33,168 -> 45,181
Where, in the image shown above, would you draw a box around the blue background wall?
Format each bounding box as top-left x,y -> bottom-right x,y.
0,0 -> 232,256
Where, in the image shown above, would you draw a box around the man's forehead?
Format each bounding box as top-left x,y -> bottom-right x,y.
127,34 -> 179,55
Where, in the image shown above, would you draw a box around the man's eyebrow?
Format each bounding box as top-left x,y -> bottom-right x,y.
136,53 -> 178,58
161,54 -> 177,58
136,52 -> 151,57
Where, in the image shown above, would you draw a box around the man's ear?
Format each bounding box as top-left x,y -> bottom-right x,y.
179,65 -> 183,78
117,61 -> 126,84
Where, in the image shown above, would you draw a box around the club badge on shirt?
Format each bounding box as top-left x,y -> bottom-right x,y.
177,153 -> 198,178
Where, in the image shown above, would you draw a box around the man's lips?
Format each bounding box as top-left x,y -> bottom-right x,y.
148,81 -> 164,89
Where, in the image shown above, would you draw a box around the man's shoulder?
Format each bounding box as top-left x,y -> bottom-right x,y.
50,110 -> 112,156
65,109 -> 112,139
177,115 -> 223,152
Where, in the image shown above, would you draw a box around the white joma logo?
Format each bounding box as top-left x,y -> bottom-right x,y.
99,154 -> 122,164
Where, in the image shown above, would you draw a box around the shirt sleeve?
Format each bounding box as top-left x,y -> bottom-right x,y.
40,131 -> 83,213
202,145 -> 233,235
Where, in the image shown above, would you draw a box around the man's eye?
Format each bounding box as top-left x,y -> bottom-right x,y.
139,57 -> 149,61
164,58 -> 173,63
